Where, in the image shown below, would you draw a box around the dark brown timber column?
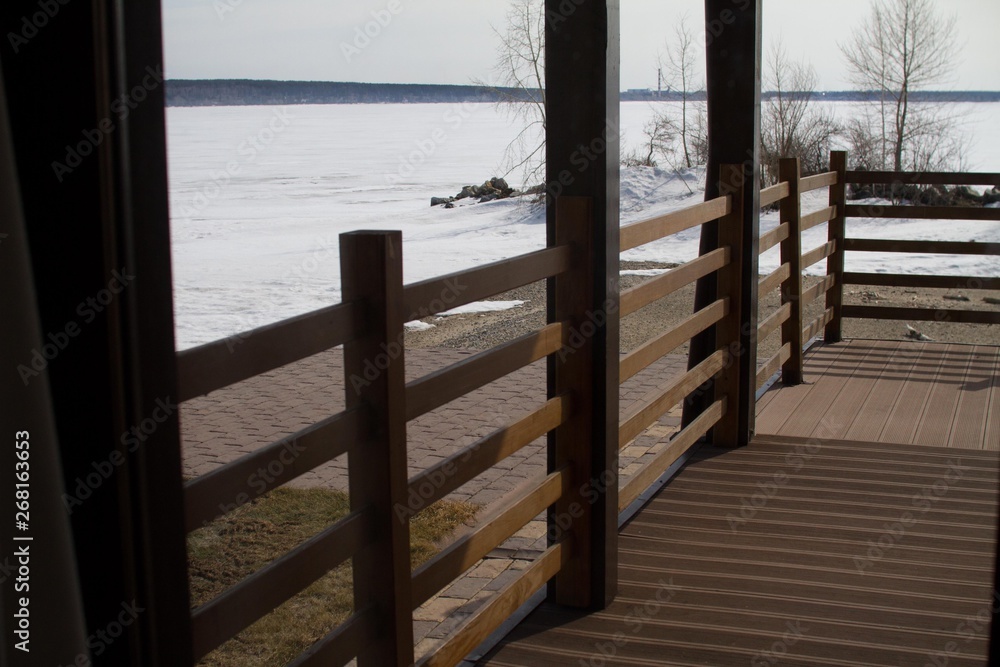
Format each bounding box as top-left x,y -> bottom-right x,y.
684,0 -> 762,448
545,0 -> 620,609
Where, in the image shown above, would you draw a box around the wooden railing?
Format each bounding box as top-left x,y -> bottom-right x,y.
174,151 -> 999,666
177,228 -> 581,667
835,169 -> 1000,329
755,152 -> 847,389
175,165 -> 755,667
617,164 -> 746,510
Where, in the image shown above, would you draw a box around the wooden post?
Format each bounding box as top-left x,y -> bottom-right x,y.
714,164 -> 748,447
685,0 -> 762,437
779,158 -> 804,384
826,151 -> 848,342
545,0 -> 619,609
341,231 -> 414,667
550,197 -> 600,608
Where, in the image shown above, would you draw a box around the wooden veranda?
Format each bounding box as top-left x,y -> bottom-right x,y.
3,0 -> 1000,666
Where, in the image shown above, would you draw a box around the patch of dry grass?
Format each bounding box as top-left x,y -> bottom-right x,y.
188,487 -> 477,666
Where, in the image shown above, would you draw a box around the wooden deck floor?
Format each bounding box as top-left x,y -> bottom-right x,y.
479,341 -> 1000,667
757,340 -> 1000,450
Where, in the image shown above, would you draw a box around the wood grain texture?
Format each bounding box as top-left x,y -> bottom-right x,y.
480,436 -> 999,667
621,196 -> 731,252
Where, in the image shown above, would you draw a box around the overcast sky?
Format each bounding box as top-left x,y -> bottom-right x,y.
161,0 -> 1000,91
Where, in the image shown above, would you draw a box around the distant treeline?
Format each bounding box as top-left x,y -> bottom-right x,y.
165,79 -> 1000,107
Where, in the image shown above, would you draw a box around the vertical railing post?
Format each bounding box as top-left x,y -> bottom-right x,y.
550,196 -> 615,609
714,164 -> 749,447
340,231 -> 414,667
779,157 -> 804,384
826,150 -> 848,342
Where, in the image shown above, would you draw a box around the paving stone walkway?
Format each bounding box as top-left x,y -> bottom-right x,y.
180,347 -> 687,660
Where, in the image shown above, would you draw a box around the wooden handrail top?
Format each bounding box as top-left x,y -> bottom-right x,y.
620,298 -> 728,384
846,170 -> 1000,187
405,396 -> 571,516
801,205 -> 838,232
405,321 -> 567,421
620,247 -> 730,317
402,245 -> 572,319
759,223 -> 789,255
176,299 -> 364,403
844,238 -> 1000,256
760,181 -> 791,208
621,196 -> 731,252
800,171 -> 838,193
410,468 -> 570,608
844,204 -> 1000,222
843,273 -> 1000,291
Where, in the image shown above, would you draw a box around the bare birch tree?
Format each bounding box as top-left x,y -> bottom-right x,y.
476,0 -> 546,187
840,0 -> 961,172
760,44 -> 840,185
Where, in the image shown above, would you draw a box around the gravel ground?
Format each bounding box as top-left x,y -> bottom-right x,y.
405,261 -> 1000,354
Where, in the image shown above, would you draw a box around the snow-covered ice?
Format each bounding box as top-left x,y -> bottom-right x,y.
167,102 -> 1000,349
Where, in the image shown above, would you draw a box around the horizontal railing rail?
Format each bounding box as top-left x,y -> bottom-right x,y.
178,223 -> 583,666
839,168 -> 1000,327
616,165 -> 748,512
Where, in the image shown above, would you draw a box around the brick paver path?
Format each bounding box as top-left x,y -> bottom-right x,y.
180,347 -> 687,659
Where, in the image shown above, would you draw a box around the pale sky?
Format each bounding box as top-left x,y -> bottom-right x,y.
161,0 -> 1000,91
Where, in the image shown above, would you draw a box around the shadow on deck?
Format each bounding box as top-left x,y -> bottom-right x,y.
478,340 -> 1000,667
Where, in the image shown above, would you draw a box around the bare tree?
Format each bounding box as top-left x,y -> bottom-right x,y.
622,115 -> 676,168
476,0 -> 546,187
760,44 -> 840,186
660,16 -> 704,169
840,0 -> 961,172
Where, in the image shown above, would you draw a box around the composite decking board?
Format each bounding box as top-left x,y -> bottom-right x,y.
480,414 -> 997,667
753,341 -> 854,434
819,339 -> 900,439
677,457 -> 996,485
777,340 -> 885,438
984,349 -> 1000,452
649,493 -> 1000,527
689,449 -> 1000,479
947,345 -> 995,449
618,542 -> 992,583
496,606 -> 986,659
881,342 -> 953,445
843,341 -> 935,442
756,342 -> 1000,449
658,479 -> 1000,517
914,343 -> 976,447
616,551 -> 993,599
750,434 -> 1000,463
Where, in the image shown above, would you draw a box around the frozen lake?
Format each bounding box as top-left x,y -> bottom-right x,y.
167,101 -> 1000,349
